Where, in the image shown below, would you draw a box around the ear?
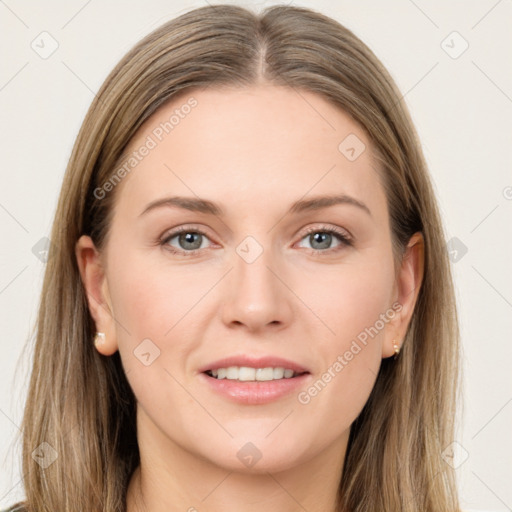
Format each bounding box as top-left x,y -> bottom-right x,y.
382,232 -> 425,358
75,235 -> 118,356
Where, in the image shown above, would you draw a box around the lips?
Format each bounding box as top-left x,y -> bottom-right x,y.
197,355 -> 311,404
206,366 -> 301,381
198,355 -> 310,375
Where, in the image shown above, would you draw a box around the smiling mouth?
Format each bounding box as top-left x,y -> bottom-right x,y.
204,366 -> 309,382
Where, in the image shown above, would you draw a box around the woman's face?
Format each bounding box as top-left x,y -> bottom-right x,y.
77,84 -> 422,474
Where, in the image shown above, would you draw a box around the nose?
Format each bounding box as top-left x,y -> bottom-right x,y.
220,240 -> 293,333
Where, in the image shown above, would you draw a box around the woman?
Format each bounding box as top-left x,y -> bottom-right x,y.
6,4 -> 461,511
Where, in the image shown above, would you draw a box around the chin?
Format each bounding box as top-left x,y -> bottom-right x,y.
211,449 -> 306,475
195,433 -> 312,475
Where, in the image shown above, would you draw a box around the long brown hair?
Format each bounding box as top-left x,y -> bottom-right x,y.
11,4 -> 461,511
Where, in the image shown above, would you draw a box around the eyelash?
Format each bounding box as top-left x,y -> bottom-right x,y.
159,224 -> 353,257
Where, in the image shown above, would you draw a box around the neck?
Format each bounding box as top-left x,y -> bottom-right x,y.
126,409 -> 347,512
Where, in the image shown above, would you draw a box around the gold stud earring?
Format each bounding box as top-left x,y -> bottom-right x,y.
392,339 -> 400,359
94,332 -> 106,347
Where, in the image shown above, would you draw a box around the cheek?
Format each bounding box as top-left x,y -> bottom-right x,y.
105,251 -> 212,395
106,253 -> 207,412
296,253 -> 394,418
109,252 -> 209,340
302,253 -> 395,347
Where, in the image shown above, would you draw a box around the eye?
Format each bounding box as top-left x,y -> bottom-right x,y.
160,224 -> 353,257
160,226 -> 213,256
296,225 -> 352,254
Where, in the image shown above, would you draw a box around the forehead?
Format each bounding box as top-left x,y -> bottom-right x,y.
111,84 -> 386,220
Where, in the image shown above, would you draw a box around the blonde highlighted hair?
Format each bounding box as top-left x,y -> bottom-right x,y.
11,4 -> 461,511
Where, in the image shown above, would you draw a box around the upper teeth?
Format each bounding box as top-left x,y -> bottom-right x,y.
209,366 -> 298,381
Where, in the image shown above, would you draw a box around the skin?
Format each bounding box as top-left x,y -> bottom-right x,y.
75,84 -> 424,512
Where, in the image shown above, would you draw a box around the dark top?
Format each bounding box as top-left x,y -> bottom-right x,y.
2,504 -> 26,512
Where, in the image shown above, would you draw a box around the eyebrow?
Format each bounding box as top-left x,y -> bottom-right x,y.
138,193 -> 371,218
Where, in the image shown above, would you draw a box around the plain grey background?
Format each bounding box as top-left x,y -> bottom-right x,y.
1,1 -> 511,510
